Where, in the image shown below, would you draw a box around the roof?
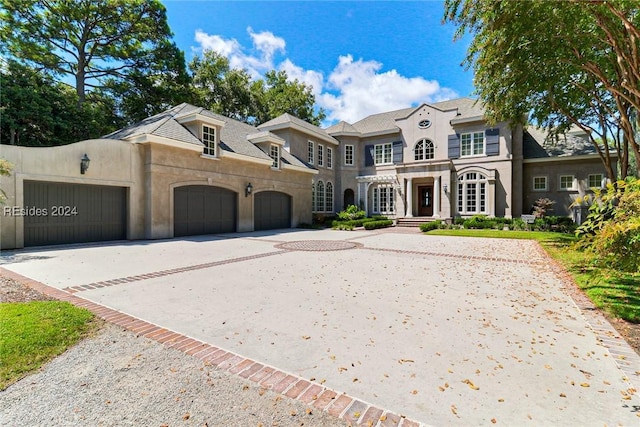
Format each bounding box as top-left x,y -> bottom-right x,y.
104,103 -> 313,165
523,127 -> 598,159
332,97 -> 485,136
259,113 -> 339,145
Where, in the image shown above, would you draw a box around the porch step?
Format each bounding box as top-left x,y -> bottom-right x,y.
396,217 -> 438,227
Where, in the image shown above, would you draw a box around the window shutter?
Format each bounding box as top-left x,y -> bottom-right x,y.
486,128 -> 500,156
448,134 -> 460,159
392,141 -> 403,163
365,144 -> 374,166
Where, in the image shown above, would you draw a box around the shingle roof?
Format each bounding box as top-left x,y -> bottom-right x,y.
523,127 -> 597,159
103,103 -> 314,166
338,97 -> 485,136
324,120 -> 359,135
259,113 -> 339,144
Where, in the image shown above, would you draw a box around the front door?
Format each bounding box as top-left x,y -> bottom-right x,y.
418,185 -> 433,216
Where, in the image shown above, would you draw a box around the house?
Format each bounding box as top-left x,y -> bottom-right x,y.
0,98 -> 611,249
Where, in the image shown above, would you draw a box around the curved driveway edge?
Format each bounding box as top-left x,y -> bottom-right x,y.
1,228 -> 639,426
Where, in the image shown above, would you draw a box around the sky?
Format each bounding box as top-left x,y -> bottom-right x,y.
162,1 -> 475,125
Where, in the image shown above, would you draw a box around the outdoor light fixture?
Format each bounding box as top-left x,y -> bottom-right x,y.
443,183 -> 448,194
80,153 -> 90,174
245,182 -> 253,197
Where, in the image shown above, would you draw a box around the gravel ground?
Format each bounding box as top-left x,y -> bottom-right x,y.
0,277 -> 349,427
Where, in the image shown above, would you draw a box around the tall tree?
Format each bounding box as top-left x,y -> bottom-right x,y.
444,0 -> 640,179
251,70 -> 326,126
0,0 -> 183,107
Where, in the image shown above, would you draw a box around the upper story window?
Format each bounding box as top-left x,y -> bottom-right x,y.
533,176 -> 547,191
559,175 -> 575,190
308,141 -> 314,164
203,125 -> 216,156
375,143 -> 392,165
414,139 -> 434,161
318,144 -> 324,167
270,145 -> 280,169
588,174 -> 604,189
345,145 -> 354,166
461,132 -> 484,157
327,147 -> 333,169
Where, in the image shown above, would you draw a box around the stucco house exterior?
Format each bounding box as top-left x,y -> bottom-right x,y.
0,98 -> 612,249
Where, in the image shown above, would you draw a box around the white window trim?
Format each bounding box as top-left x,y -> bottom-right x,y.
457,172 -> 488,214
270,144 -> 280,169
559,175 -> 576,191
372,185 -> 395,214
374,142 -> 393,165
460,132 -> 485,158
533,176 -> 548,191
202,124 -> 217,157
345,144 -> 354,166
308,140 -> 315,165
327,147 -> 333,169
318,144 -> 324,167
587,173 -> 604,189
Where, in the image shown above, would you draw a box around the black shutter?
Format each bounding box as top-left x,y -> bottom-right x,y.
448,134 -> 460,159
365,144 -> 374,166
392,141 -> 403,164
486,128 -> 500,156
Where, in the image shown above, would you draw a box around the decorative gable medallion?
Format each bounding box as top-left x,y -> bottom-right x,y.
418,119 -> 432,129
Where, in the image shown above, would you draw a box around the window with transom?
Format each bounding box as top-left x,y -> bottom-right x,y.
414,139 -> 434,161
457,172 -> 488,214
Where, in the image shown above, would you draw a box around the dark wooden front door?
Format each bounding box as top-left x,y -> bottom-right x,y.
418,185 -> 433,216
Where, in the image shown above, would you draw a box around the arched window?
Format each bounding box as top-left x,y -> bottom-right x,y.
326,182 -> 334,213
457,172 -> 488,214
311,182 -> 316,212
414,139 -> 434,161
316,180 -> 325,212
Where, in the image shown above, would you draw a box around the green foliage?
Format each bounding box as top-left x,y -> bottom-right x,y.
575,182 -> 619,237
463,215 -> 499,230
333,223 -> 354,231
0,301 -> 97,390
419,220 -> 443,232
587,178 -> 640,272
336,204 -> 366,221
363,219 -> 394,230
0,159 -> 13,203
331,217 -> 378,228
533,198 -> 555,218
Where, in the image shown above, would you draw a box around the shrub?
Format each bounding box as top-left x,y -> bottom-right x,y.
533,198 -> 555,218
331,217 -> 379,228
336,204 -> 366,221
419,220 -> 443,232
333,223 -> 354,231
510,218 -> 527,231
453,216 -> 465,226
363,219 -> 393,230
463,215 -> 497,229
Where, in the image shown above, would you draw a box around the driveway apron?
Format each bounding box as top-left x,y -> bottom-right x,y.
2,229 -> 639,426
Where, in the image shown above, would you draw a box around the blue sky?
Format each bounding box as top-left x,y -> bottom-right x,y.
162,1 -> 475,124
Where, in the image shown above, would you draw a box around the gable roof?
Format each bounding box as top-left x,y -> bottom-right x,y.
259,113 -> 339,145
523,127 -> 599,159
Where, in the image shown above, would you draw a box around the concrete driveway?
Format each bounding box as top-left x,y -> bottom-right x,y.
2,229 -> 639,426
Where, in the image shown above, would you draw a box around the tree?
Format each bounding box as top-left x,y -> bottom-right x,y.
251,70 -> 326,126
0,60 -> 115,146
0,0 -> 182,107
444,0 -> 640,179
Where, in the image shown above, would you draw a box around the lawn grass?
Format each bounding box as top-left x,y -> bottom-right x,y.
0,301 -> 98,390
425,228 -> 640,323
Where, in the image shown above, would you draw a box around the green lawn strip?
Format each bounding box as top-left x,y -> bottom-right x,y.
0,301 -> 98,390
425,229 -> 640,323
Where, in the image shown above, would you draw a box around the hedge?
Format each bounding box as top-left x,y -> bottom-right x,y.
363,219 -> 394,230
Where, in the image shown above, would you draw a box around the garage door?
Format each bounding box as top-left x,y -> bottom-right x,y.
254,191 -> 291,231
174,186 -> 237,237
24,181 -> 127,247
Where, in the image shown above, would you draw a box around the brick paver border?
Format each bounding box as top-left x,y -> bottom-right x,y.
1,266 -> 425,427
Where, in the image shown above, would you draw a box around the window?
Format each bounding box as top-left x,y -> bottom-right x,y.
326,182 -> 334,212
308,141 -> 314,164
374,143 -> 392,165
460,132 -> 484,157
202,125 -> 216,156
345,145 -> 354,166
533,176 -> 547,191
457,172 -> 488,214
327,147 -> 333,169
588,174 -> 604,189
414,139 -> 434,161
316,181 -> 325,212
269,145 -> 280,169
311,182 -> 316,212
373,185 -> 395,214
318,144 -> 324,167
559,175 -> 575,190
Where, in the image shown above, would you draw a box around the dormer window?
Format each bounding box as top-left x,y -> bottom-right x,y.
270,144 -> 280,169
203,125 -> 216,156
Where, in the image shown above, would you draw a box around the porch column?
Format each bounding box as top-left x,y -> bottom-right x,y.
434,176 -> 441,218
405,178 -> 413,217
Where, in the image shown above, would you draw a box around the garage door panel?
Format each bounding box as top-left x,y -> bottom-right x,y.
24,181 -> 127,247
174,186 -> 237,237
255,191 -> 291,231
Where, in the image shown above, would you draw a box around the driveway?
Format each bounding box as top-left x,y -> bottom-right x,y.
2,229 -> 639,426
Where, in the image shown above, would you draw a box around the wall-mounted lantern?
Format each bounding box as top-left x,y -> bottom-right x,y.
245,182 -> 253,197
80,154 -> 90,174
443,183 -> 448,194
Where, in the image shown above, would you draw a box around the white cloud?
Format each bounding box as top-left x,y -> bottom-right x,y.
193,31 -> 458,125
